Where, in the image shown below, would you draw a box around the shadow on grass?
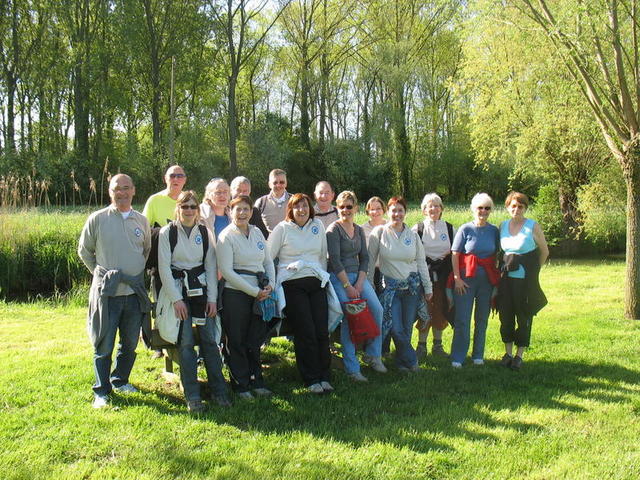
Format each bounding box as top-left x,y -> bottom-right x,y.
131,353 -> 639,456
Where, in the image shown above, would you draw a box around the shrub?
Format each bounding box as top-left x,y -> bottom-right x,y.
535,184 -> 566,246
577,164 -> 626,252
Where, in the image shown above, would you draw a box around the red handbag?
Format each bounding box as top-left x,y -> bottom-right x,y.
344,298 -> 380,346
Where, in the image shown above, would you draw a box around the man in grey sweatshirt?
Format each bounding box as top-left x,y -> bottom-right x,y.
78,174 -> 151,409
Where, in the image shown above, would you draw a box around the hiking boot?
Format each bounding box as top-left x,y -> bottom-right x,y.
320,381 -> 334,392
187,400 -> 206,414
415,343 -> 427,359
367,357 -> 388,373
212,394 -> 232,407
431,342 -> 449,358
253,387 -> 274,397
500,353 -> 513,368
511,356 -> 523,371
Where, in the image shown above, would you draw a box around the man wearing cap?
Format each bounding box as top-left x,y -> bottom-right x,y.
78,174 -> 152,409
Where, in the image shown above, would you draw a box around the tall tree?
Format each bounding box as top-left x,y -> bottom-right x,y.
510,0 -> 640,318
209,0 -> 289,176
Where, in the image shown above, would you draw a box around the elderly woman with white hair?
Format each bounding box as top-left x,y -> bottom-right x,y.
200,178 -> 231,239
412,193 -> 456,359
449,193 -> 500,368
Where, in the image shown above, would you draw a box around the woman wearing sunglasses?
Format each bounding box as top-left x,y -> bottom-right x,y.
157,191 -> 230,413
326,191 -> 386,382
449,193 -> 500,368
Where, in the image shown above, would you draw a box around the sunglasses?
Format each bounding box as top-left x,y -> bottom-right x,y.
272,181 -> 286,185
169,173 -> 186,179
338,205 -> 354,210
477,206 -> 491,211
180,204 -> 198,210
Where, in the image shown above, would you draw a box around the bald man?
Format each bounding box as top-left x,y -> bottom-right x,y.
79,174 -> 152,409
142,165 -> 187,228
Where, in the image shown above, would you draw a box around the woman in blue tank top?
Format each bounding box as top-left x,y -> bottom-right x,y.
498,192 -> 549,370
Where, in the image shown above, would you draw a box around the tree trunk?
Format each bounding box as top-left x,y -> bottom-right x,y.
623,148 -> 640,319
5,70 -> 16,154
73,62 -> 90,163
228,72 -> 238,177
392,85 -> 411,197
300,61 -> 311,149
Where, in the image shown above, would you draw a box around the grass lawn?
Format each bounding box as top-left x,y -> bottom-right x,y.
1,259 -> 639,479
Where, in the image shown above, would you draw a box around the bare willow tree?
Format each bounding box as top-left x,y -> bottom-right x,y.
512,0 -> 640,318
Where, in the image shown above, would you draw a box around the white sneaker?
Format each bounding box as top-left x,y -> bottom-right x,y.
367,357 -> 388,373
114,383 -> 138,394
348,372 -> 368,382
473,359 -> 484,366
307,383 -> 324,394
320,381 -> 334,392
451,361 -> 462,369
92,394 -> 109,409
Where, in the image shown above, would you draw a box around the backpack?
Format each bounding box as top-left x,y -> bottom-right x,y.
416,220 -> 454,247
146,222 -> 209,278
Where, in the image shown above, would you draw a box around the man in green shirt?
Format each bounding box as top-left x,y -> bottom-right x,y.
142,165 -> 187,227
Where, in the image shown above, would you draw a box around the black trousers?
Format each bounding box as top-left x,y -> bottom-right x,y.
221,288 -> 267,392
282,276 -> 330,386
499,277 -> 533,347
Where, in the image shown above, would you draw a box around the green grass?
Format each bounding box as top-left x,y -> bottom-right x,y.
1,259 -> 639,479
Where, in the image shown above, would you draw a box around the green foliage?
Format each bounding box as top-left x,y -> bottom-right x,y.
0,209 -> 88,300
577,164 -> 627,252
535,184 -> 566,247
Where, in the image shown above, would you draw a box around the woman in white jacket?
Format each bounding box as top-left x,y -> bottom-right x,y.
157,190 -> 230,413
268,193 -> 333,394
217,195 -> 276,400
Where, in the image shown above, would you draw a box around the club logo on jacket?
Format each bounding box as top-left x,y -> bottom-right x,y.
404,237 -> 412,246
311,225 -> 319,235
134,227 -> 142,237
257,241 -> 265,250
440,233 -> 448,242
195,234 -> 203,245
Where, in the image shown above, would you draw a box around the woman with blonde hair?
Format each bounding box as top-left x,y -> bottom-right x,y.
327,191 -> 386,382
157,190 -> 230,413
200,177 -> 231,239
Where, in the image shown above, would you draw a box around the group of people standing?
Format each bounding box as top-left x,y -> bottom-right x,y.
78,166 -> 548,414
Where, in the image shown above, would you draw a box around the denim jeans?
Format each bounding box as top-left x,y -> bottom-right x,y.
450,267 -> 493,364
177,314 -> 227,402
330,272 -> 383,375
93,294 -> 142,396
389,289 -> 420,368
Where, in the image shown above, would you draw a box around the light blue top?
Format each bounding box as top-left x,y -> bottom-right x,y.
500,218 -> 537,278
451,222 -> 500,259
214,215 -> 230,238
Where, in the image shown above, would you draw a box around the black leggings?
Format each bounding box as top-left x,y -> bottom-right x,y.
499,277 -> 533,347
282,276 -> 330,386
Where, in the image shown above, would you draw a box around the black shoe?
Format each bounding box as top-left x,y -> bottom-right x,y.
500,353 -> 513,367
431,343 -> 449,358
187,400 -> 206,414
212,394 -> 232,407
511,356 -> 523,370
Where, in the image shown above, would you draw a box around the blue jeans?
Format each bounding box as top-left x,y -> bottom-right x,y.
390,289 -> 419,368
330,272 -> 383,375
93,294 -> 142,396
451,267 -> 493,364
178,314 -> 227,402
